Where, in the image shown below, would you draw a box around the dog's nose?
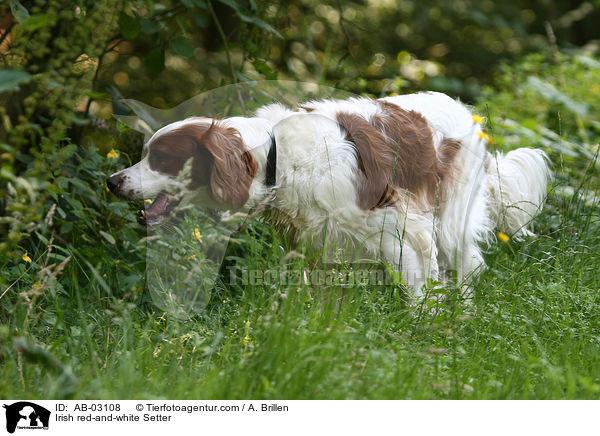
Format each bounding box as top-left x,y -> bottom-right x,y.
106,175 -> 122,194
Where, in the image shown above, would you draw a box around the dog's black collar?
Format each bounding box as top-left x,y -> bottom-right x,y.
265,133 -> 277,187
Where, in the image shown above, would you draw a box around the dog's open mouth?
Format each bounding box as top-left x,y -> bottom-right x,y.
138,192 -> 179,226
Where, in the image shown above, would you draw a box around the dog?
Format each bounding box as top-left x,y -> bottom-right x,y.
107,92 -> 550,295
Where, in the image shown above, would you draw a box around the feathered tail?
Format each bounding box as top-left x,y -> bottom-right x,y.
486,148 -> 550,239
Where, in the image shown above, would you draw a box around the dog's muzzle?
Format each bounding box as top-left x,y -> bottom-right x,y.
106,174 -> 123,196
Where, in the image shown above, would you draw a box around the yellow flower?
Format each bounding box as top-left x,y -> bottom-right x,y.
243,320 -> 253,346
106,149 -> 119,159
497,232 -> 510,243
22,251 -> 32,263
477,131 -> 490,141
192,228 -> 203,243
472,115 -> 484,124
144,199 -> 153,204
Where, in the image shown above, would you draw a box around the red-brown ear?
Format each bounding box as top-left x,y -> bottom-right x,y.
148,124 -> 214,188
202,124 -> 258,209
189,145 -> 213,189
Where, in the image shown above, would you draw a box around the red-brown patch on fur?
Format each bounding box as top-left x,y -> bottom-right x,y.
148,122 -> 258,209
372,101 -> 438,199
336,112 -> 397,209
336,100 -> 461,210
148,124 -> 212,185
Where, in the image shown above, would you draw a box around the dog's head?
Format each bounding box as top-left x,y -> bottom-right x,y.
107,118 -> 258,225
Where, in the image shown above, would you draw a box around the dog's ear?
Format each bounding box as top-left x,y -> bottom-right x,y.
148,122 -> 257,208
202,124 -> 258,209
149,126 -> 207,181
188,144 -> 213,189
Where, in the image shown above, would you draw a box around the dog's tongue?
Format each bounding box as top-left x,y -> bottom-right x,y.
145,192 -> 170,218
139,192 -> 178,226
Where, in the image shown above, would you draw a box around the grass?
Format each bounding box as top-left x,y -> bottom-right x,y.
2,150 -> 599,400
1,55 -> 600,400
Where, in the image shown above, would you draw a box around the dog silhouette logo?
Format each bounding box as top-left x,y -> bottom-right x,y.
2,402 -> 50,433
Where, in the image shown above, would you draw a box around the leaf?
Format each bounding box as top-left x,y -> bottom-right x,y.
60,221 -> 73,234
235,71 -> 256,83
139,18 -> 158,34
237,13 -> 282,38
84,90 -> 108,100
22,14 -> 49,32
83,260 -> 112,295
144,48 -> 165,75
10,0 -> 29,23
577,55 -> 600,69
107,202 -> 131,215
70,114 -> 90,126
216,0 -> 282,38
252,59 -> 276,79
118,12 -> 140,40
194,12 -> 211,29
171,36 -> 194,58
0,69 -> 31,92
106,85 -> 132,115
99,230 -> 116,245
526,76 -> 589,117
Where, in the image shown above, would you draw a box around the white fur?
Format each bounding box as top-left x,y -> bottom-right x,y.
486,148 -> 551,238
110,92 -> 550,297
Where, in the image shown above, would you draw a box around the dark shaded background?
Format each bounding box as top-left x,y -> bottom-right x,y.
90,0 -> 600,109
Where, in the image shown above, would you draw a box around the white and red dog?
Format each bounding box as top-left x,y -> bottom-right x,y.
107,92 -> 550,294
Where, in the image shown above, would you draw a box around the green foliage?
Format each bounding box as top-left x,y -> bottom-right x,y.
118,12 -> 141,40
0,69 -> 31,91
480,52 -> 600,189
170,36 -> 194,58
0,0 -> 281,257
260,0 -> 600,97
1,0 -> 123,258
217,0 -> 282,38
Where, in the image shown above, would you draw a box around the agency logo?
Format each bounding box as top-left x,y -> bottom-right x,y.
2,402 -> 50,434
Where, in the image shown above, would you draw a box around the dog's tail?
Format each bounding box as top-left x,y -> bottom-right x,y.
486,148 -> 550,239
